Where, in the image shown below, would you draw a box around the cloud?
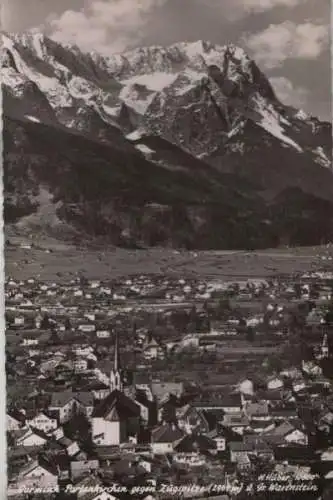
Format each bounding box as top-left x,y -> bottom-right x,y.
195,0 -> 307,21
243,21 -> 329,68
269,76 -> 308,108
47,0 -> 167,54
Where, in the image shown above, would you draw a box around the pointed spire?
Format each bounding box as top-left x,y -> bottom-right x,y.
321,332 -> 329,358
114,331 -> 120,372
110,331 -> 123,392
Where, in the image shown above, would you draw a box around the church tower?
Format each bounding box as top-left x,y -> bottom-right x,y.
110,332 -> 123,392
321,332 -> 329,359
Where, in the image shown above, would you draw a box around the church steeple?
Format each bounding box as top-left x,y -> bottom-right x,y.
110,332 -> 123,392
321,332 -> 329,359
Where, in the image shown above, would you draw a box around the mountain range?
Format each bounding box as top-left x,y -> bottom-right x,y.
2,32 -> 333,249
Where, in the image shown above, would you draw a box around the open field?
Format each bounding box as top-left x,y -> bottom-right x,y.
5,234 -> 333,282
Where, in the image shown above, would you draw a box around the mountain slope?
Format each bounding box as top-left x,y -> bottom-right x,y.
2,32 -> 333,249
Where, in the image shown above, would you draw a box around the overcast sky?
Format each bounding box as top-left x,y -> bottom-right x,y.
2,0 -> 331,120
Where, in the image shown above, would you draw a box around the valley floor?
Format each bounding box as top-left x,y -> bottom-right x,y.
5,233 -> 333,282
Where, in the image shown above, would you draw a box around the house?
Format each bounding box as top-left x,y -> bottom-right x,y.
151,423 -> 185,454
222,414 -> 250,436
268,421 -> 308,446
74,358 -> 89,374
144,337 -> 165,360
267,376 -> 284,391
75,392 -> 95,418
26,412 -> 58,434
78,324 -> 95,333
70,459 -> 100,480
7,410 -> 26,431
317,410 -> 333,434
229,442 -> 253,463
256,390 -> 284,407
49,392 -> 77,424
206,428 -> 227,452
271,408 -> 299,423
151,382 -> 184,403
173,434 -> 217,466
16,428 -> 48,448
229,439 -> 273,463
85,380 -> 110,401
246,402 -> 275,432
238,379 -> 254,396
194,394 -> 242,414
49,391 -> 94,423
14,316 -> 25,327
57,436 -> 80,457
91,390 -> 140,446
320,448 -> 333,462
97,330 -> 111,339
176,405 -> 210,435
15,456 -> 58,489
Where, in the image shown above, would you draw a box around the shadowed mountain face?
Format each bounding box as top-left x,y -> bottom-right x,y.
2,32 -> 333,249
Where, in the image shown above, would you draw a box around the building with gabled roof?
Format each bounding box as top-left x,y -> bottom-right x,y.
13,455 -> 58,490
92,390 -> 140,447
151,423 -> 185,454
16,427 -> 49,448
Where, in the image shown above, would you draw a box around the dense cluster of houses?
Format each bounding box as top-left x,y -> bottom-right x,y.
5,272 -> 333,499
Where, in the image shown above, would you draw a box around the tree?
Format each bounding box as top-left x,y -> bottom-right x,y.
64,318 -> 72,331
40,314 -> 51,330
246,326 -> 255,342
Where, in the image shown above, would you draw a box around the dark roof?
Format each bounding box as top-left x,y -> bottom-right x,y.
50,391 -> 73,408
257,390 -> 283,401
112,458 -> 147,477
74,392 -> 94,406
92,390 -> 140,419
7,409 -> 26,423
174,434 -> 217,453
271,420 -> 305,437
274,446 -> 316,462
230,439 -> 273,454
151,423 -> 185,443
83,380 -> 110,391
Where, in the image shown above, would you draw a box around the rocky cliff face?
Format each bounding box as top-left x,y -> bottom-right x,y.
2,32 -> 333,249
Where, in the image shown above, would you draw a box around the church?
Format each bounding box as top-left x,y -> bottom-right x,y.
91,333 -> 142,446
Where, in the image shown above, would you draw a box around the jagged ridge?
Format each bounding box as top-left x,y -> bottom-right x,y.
2,31 -> 333,248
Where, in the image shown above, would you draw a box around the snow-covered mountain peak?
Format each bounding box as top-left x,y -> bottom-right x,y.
2,30 -> 331,171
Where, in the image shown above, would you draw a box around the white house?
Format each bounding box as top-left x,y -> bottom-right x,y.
14,316 -> 25,327
78,324 -> 95,333
321,448 -> 333,461
16,459 -> 58,490
267,377 -> 284,390
74,359 -> 88,373
49,392 -> 93,424
16,429 -> 48,448
284,429 -> 308,445
97,330 -> 111,339
26,412 -> 58,434
7,411 -> 26,431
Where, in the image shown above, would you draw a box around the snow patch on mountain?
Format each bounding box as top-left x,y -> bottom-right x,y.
135,144 -> 155,155
102,104 -> 121,117
119,84 -> 155,114
126,129 -> 145,141
121,72 -> 177,91
25,115 -> 41,123
314,147 -> 331,169
252,95 -> 302,152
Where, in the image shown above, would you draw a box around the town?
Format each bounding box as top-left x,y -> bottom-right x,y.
6,269 -> 333,499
